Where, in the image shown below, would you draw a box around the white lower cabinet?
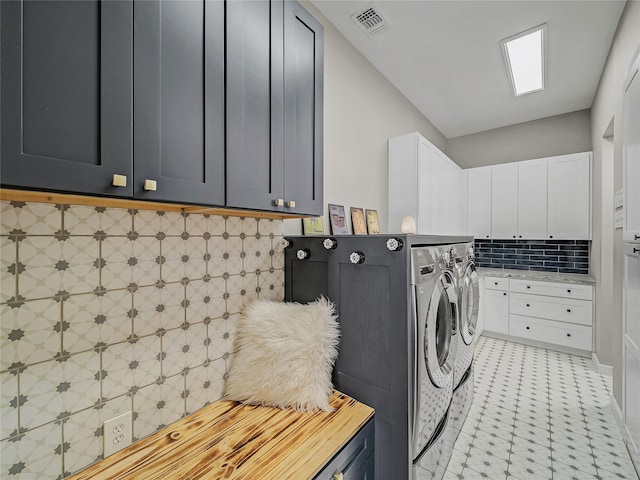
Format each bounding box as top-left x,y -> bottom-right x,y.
481,275 -> 593,352
483,278 -> 509,335
509,315 -> 592,351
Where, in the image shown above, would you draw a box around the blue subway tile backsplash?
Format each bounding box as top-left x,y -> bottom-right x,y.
474,239 -> 590,275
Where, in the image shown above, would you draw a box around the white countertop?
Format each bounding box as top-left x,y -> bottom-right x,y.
478,267 -> 595,286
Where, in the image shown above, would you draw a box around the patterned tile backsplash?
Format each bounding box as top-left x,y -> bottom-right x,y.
0,200 -> 285,479
474,239 -> 590,274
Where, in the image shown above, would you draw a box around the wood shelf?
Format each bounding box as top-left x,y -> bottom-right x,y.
0,188 -> 308,220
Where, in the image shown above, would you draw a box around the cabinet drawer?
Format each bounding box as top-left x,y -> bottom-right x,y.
510,314 -> 592,351
509,279 -> 592,300
485,277 -> 509,290
314,418 -> 374,480
509,293 -> 592,327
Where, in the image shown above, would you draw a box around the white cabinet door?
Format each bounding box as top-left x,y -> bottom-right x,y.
624,53 -> 640,243
518,159 -> 547,239
388,132 -> 463,235
547,152 -> 592,240
491,163 -> 518,240
476,277 -> 485,335
624,244 -> 640,460
483,288 -> 509,334
467,167 -> 492,239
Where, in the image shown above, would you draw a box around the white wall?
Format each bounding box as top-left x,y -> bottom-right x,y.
446,109 -> 592,168
284,1 -> 446,236
590,0 -> 640,405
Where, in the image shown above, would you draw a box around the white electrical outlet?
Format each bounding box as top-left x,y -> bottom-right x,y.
103,411 -> 132,457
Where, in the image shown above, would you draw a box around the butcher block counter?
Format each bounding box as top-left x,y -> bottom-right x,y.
68,391 -> 374,480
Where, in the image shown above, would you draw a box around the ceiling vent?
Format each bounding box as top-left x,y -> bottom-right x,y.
351,4 -> 391,37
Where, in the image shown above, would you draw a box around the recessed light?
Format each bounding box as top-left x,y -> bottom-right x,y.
501,24 -> 546,97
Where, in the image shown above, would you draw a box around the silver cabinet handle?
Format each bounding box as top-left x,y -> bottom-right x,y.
386,238 -> 403,251
274,198 -> 284,207
323,238 -> 337,250
286,200 -> 296,208
112,174 -> 127,187
144,179 -> 157,191
296,249 -> 310,260
349,251 -> 365,264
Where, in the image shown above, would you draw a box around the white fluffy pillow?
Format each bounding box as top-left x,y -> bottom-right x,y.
224,297 -> 339,412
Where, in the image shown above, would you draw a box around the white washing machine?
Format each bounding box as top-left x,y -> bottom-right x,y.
447,242 -> 479,447
453,242 -> 479,387
412,245 -> 459,480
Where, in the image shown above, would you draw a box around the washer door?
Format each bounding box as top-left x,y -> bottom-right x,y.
459,261 -> 479,346
424,270 -> 458,388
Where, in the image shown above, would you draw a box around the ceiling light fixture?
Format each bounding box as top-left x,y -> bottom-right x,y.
501,24 -> 546,97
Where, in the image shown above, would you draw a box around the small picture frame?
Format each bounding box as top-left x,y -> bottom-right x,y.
366,209 -> 380,234
302,217 -> 324,235
328,204 -> 348,235
350,207 -> 367,235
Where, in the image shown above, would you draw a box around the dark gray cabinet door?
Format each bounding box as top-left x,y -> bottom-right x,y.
1,0 -> 133,196
283,1 -> 323,216
133,0 -> 224,206
226,0 -> 285,212
227,0 -> 323,216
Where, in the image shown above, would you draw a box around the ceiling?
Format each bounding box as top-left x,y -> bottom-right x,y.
309,0 -> 626,138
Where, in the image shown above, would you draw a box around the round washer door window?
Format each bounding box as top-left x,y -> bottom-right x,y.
460,262 -> 479,345
424,270 -> 458,388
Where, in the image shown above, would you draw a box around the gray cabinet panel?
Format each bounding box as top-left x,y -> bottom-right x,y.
283,1 -> 323,215
1,0 -> 133,196
226,0 -> 285,211
227,0 -> 323,216
133,0 -> 224,205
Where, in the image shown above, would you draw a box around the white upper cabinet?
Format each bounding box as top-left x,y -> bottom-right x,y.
548,152 -> 592,240
518,158 -> 548,239
624,52 -> 640,243
388,132 -> 465,235
491,163 -> 518,239
466,167 -> 492,239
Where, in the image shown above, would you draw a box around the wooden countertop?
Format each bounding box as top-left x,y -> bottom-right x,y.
68,391 -> 374,480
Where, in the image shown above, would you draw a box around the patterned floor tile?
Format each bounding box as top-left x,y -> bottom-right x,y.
459,337 -> 639,480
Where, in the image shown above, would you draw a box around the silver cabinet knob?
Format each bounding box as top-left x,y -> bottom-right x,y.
274,198 -> 284,207
144,179 -> 157,191
112,174 -> 127,187
296,249 -> 310,260
386,238 -> 403,251
323,238 -> 337,250
349,251 -> 365,264
286,200 -> 296,208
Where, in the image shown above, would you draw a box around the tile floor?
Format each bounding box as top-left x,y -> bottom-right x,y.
444,336 -> 639,480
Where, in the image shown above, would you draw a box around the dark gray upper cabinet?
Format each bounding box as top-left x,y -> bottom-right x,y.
226,0 -> 285,212
133,0 -> 225,205
282,1 -> 324,215
2,0 -> 322,214
1,0 -> 133,196
226,0 -> 323,216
